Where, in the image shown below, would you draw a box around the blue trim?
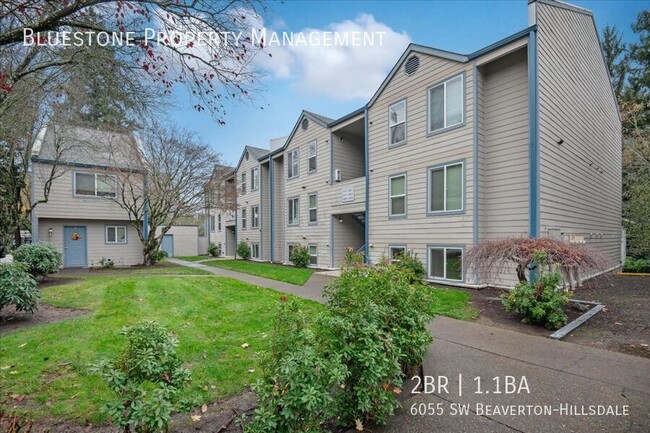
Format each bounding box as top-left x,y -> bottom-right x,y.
269,158 -> 274,261
528,29 -> 540,237
426,72 -> 467,137
388,172 -> 408,219
426,159 -> 466,216
468,26 -> 536,60
327,106 -> 366,128
330,216 -> 334,268
364,108 -> 369,264
472,61 -> 479,284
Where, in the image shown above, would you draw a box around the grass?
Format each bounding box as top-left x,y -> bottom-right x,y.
87,261 -> 212,275
203,260 -> 314,286
0,274 -> 321,423
176,255 -> 212,262
430,287 -> 478,321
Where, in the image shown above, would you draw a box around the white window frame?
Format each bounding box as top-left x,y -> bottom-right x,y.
251,242 -> 260,259
74,172 -> 117,198
308,141 -> 317,173
209,215 -> 216,232
241,207 -> 247,229
241,172 -> 247,194
288,197 -> 299,226
427,246 -> 464,281
388,245 -> 406,263
308,244 -> 318,266
106,225 -> 127,244
427,161 -> 464,214
427,74 -> 464,134
388,100 -> 407,146
308,193 -> 318,224
251,205 -> 260,228
287,149 -> 299,179
389,174 -> 407,218
251,166 -> 260,191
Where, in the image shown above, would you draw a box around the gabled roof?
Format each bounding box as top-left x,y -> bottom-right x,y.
267,110 -> 333,157
31,124 -> 142,171
304,111 -> 334,125
235,145 -> 269,171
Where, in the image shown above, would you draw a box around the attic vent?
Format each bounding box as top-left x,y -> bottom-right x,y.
245,151 -> 249,160
301,118 -> 309,130
404,55 -> 420,75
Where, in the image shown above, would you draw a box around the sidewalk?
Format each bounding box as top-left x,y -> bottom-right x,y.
168,258 -> 650,432
165,258 -> 330,303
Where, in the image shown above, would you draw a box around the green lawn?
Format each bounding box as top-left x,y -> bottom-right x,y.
87,261 -> 212,275
176,255 -> 212,262
430,287 -> 478,321
0,274 -> 321,423
203,260 -> 314,286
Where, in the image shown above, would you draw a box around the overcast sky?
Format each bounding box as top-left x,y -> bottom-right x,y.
168,0 -> 646,166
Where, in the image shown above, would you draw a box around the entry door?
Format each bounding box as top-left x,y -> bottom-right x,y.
161,234 -> 174,257
64,226 -> 87,267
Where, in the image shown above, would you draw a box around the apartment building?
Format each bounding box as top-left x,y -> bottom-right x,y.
215,0 -> 622,287
205,164 -> 236,256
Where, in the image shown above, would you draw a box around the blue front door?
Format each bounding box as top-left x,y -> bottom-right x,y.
161,234 -> 174,257
64,226 -> 87,267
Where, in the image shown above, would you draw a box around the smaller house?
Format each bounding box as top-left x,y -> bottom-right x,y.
30,124 -> 145,267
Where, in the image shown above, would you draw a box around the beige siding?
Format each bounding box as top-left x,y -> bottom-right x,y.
272,156 -> 285,262
332,214 -> 365,266
479,47 -> 529,241
32,163 -> 139,220
236,151 -> 263,258
282,117 -> 332,267
157,226 -> 198,257
536,2 -> 622,265
261,163 -> 271,260
332,134 -> 365,181
367,53 -> 475,281
38,218 -> 143,267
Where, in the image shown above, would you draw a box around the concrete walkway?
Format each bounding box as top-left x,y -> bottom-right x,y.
165,258 -> 330,303
168,258 -> 650,432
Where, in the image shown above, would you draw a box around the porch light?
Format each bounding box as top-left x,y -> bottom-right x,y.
338,218 -> 343,224
48,228 -> 53,237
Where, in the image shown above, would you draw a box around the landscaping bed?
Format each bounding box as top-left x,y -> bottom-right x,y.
465,273 -> 650,358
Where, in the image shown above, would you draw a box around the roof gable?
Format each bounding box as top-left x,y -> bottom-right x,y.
235,145 -> 268,171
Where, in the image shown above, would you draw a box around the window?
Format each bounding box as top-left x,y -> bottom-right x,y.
106,225 -> 127,244
75,172 -> 117,198
308,245 -> 318,265
428,247 -> 463,281
288,197 -> 299,225
240,173 -> 247,194
251,167 -> 260,191
287,149 -> 299,179
389,246 -> 406,263
241,207 -> 247,229
308,193 -> 317,224
308,141 -> 317,172
251,243 -> 260,259
217,214 -> 222,231
389,100 -> 406,146
428,74 -> 464,133
209,215 -> 216,232
428,162 -> 463,213
252,205 -> 259,228
389,174 -> 406,217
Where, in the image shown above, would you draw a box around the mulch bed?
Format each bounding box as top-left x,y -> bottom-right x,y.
462,273 -> 650,359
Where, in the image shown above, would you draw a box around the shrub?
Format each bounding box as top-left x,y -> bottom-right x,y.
343,247 -> 364,267
237,241 -> 251,260
247,298 -> 346,433
99,257 -> 115,269
150,249 -> 168,264
319,264 -> 435,428
13,242 -> 62,279
393,250 -> 425,282
623,257 -> 650,273
290,245 -> 310,268
90,321 -> 192,433
501,251 -> 572,330
0,262 -> 40,314
208,242 -> 220,257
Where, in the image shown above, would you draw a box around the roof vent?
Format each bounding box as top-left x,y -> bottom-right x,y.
404,55 -> 420,75
301,118 -> 309,131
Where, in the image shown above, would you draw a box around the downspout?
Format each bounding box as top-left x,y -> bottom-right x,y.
472,61 -> 479,285
269,159 -> 275,262
528,28 -> 540,238
364,107 -> 370,264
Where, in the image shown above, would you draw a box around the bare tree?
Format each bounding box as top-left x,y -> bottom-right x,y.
114,122 -> 221,265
